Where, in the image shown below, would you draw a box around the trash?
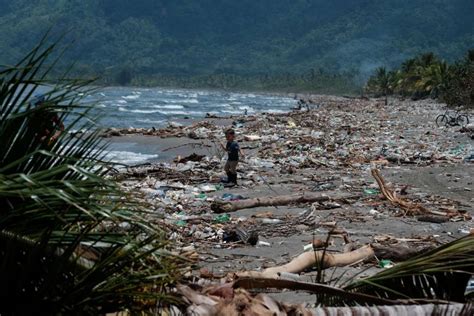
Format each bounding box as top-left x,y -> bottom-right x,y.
175,153 -> 205,163
112,94 -> 472,300
364,188 -> 380,195
379,259 -> 394,268
244,135 -> 262,141
221,193 -> 245,201
197,193 -> 207,199
466,277 -> 474,297
449,144 -> 465,156
260,218 -> 282,224
175,220 -> 187,227
465,152 -> 474,162
277,272 -> 301,281
214,214 -> 231,223
303,244 -> 314,252
223,227 -> 258,245
200,184 -> 217,193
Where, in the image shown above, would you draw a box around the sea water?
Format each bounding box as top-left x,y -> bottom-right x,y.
83,87 -> 295,165
87,87 -> 295,128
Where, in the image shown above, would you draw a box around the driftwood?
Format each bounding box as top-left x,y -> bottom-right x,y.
211,192 -> 359,213
235,245 -> 374,279
372,244 -> 434,262
417,215 -> 449,223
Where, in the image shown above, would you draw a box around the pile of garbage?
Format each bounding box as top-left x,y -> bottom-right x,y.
114,96 -> 473,310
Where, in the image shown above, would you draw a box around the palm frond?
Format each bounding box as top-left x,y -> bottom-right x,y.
345,235 -> 474,303
0,37 -> 185,314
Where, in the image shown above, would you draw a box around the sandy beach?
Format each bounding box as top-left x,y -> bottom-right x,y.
112,95 -> 473,305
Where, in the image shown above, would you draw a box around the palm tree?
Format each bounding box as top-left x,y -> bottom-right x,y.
0,38 -> 185,314
366,67 -> 393,105
415,61 -> 450,98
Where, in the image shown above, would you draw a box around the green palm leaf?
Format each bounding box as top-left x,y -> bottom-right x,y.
0,38 -> 185,314
344,235 -> 474,304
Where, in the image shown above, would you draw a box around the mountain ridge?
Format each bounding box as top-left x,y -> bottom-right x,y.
0,0 -> 472,84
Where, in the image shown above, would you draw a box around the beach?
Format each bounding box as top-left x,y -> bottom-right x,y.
112,94 -> 473,305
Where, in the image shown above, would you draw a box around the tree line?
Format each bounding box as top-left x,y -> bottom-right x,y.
365,50 -> 474,108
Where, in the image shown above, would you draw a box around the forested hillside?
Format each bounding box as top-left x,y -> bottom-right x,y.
0,0 -> 472,90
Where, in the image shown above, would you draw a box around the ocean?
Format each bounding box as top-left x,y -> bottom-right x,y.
84,87 -> 296,165
89,87 -> 295,128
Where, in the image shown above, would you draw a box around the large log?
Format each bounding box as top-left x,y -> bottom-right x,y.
211,192 -> 358,213
235,245 -> 374,279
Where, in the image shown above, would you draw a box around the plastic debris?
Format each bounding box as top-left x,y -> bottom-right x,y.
379,259 -> 394,268
214,214 -> 231,223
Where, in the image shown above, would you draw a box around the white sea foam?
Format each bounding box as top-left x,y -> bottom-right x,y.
136,119 -> 166,124
238,106 -> 254,110
178,92 -> 198,98
122,95 -> 140,100
105,150 -> 158,165
151,104 -> 185,109
126,109 -> 163,114
162,98 -> 198,104
159,110 -> 202,115
117,100 -> 128,104
180,98 -> 199,104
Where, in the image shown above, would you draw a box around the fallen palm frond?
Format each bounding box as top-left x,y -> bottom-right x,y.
371,169 -> 430,216
371,169 -> 469,219
0,37 -> 185,314
233,278 -> 398,306
344,233 -> 474,303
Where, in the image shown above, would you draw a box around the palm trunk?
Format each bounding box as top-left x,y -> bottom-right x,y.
211,192 -> 358,213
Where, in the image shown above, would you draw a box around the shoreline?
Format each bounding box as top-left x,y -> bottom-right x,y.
103,94 -> 471,166
114,95 -> 473,305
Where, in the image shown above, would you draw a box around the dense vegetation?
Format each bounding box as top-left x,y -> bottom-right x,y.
0,0 -> 473,92
0,41 -> 184,314
366,50 -> 474,108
